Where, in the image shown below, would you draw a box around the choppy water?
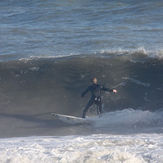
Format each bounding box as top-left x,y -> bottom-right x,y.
0,0 -> 163,60
0,134 -> 163,163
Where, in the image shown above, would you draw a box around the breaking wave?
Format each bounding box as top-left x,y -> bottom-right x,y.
0,49 -> 162,137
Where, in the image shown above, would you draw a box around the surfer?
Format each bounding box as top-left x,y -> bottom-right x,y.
81,77 -> 117,118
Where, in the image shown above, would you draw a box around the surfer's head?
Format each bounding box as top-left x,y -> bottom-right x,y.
92,77 -> 98,84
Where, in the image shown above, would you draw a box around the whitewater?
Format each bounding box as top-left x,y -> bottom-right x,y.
1,109 -> 163,163
0,134 -> 163,163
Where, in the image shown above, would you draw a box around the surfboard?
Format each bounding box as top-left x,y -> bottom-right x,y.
51,113 -> 91,124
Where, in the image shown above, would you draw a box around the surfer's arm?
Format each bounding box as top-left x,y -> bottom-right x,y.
101,86 -> 117,93
81,86 -> 90,97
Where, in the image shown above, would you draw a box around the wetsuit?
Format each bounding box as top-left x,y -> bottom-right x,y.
81,83 -> 113,118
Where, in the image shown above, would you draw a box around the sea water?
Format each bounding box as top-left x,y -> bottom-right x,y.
0,0 -> 163,162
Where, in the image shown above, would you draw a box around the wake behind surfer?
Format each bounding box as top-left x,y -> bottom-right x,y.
81,77 -> 117,118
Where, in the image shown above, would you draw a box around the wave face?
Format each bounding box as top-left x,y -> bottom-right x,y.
0,53 -> 162,114
0,52 -> 163,137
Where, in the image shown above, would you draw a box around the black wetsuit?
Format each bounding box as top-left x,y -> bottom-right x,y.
81,83 -> 113,118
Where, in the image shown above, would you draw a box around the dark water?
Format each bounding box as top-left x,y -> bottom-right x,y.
0,52 -> 162,137
0,53 -> 163,114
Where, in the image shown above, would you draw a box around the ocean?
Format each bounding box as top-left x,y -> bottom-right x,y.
0,0 -> 163,162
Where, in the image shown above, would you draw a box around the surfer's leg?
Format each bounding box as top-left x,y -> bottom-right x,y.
82,99 -> 94,118
96,104 -> 100,115
96,101 -> 102,116
98,102 -> 102,114
95,97 -> 102,115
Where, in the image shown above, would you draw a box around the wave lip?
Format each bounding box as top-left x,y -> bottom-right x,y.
0,47 -> 162,62
20,47 -> 163,62
98,47 -> 163,60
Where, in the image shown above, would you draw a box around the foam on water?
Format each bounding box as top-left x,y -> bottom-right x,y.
0,134 -> 163,163
90,109 -> 163,129
0,109 -> 163,162
98,47 -> 163,60
17,47 -> 163,62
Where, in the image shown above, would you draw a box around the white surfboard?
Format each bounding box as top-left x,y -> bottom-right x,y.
51,113 -> 91,124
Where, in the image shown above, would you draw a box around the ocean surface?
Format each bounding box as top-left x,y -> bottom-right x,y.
0,0 -> 163,162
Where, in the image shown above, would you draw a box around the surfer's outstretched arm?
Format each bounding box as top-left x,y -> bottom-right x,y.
101,86 -> 113,92
81,86 -> 90,97
101,86 -> 117,93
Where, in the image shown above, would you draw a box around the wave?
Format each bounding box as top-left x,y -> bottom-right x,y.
0,51 -> 162,137
0,52 -> 162,115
